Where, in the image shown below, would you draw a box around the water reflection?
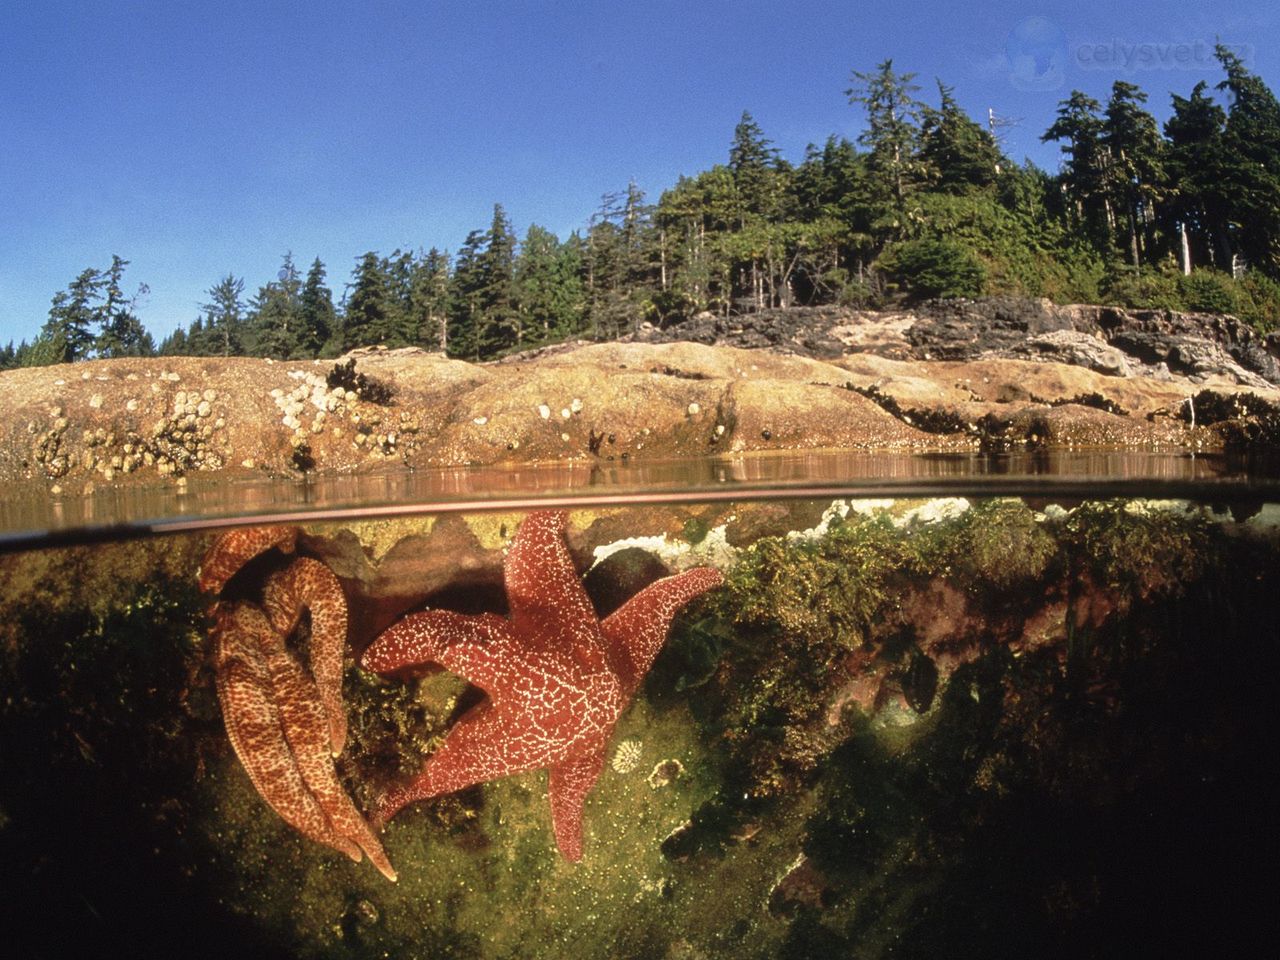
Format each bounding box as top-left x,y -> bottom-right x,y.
3,448 -> 1278,552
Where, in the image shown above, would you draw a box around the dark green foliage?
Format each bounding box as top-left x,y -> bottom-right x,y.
887,236 -> 986,299
846,59 -> 926,213
919,81 -> 1002,193
13,54 -> 1280,365
30,257 -> 154,365
343,252 -> 396,350
1215,45 -> 1280,275
245,253 -> 303,359
193,274 -> 247,357
298,258 -> 338,357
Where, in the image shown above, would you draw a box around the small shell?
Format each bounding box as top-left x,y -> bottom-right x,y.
611,739 -> 643,774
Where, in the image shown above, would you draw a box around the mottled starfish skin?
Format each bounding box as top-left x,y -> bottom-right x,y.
263,558 -> 349,756
197,525 -> 296,595
362,510 -> 724,861
200,526 -> 396,881
214,604 -> 396,881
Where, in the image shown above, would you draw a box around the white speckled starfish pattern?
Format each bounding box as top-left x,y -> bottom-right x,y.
362,510 -> 723,861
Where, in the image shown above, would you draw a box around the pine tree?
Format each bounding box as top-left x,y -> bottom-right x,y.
479,204 -> 518,351
846,60 -> 925,221
447,230 -> 487,360
515,225 -> 584,344
299,258 -> 338,357
379,249 -> 418,345
344,252 -> 393,350
1103,81 -> 1165,267
410,248 -> 451,352
158,326 -> 189,356
247,253 -> 303,358
586,185 -> 656,334
40,268 -> 103,363
1165,81 -> 1233,270
1043,91 -> 1113,249
919,82 -> 1003,193
94,256 -> 154,358
197,275 -> 247,356
1215,44 -> 1280,274
729,111 -> 783,219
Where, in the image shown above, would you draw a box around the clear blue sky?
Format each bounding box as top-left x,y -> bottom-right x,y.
1,0 -> 1274,346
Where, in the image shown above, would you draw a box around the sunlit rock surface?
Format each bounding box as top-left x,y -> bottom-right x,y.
3,314 -> 1278,492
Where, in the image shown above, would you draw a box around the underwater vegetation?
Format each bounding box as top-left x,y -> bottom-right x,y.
0,498 -> 1276,958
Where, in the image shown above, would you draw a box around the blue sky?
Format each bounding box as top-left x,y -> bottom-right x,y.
1,0 -> 1274,346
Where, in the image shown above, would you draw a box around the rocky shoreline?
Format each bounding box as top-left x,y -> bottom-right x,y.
1,298 -> 1278,493
633,296 -> 1280,388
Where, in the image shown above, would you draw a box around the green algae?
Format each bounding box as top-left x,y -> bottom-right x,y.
0,500 -> 1276,958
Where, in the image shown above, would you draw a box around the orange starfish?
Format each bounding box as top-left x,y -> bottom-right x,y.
361,510 -> 723,861
200,527 -> 395,881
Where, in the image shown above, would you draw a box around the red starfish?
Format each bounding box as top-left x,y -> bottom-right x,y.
361,510 -> 723,861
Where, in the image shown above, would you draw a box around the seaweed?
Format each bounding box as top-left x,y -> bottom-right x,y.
326,358 -> 395,406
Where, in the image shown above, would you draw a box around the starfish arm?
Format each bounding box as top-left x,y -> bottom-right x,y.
600,567 -> 725,697
361,610 -> 517,698
263,647 -> 397,882
374,700 -> 545,825
198,526 -> 296,594
264,557 -> 350,756
373,662 -> 611,827
504,511 -> 605,665
548,746 -> 607,862
212,610 -> 361,864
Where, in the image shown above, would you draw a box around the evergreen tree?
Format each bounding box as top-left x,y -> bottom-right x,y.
447,230 -> 488,360
478,204 -> 519,351
1043,91 -> 1113,249
729,111 -> 784,219
157,326 -> 189,356
247,253 -> 303,358
1216,44 -> 1280,274
1164,81 -> 1233,270
1103,81 -> 1165,267
514,225 -> 584,344
196,275 -> 247,356
586,184 -> 656,335
40,268 -> 103,363
379,249 -> 418,345
299,257 -> 338,357
344,252 -> 394,349
846,60 -> 926,222
410,248 -> 451,352
919,82 -> 1003,193
93,256 -> 153,357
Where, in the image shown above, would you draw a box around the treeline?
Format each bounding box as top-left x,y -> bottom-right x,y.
4,44 -> 1278,371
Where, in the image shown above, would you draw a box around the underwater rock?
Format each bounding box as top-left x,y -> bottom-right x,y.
767,853 -> 832,918
647,758 -> 685,789
583,545 -> 671,618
